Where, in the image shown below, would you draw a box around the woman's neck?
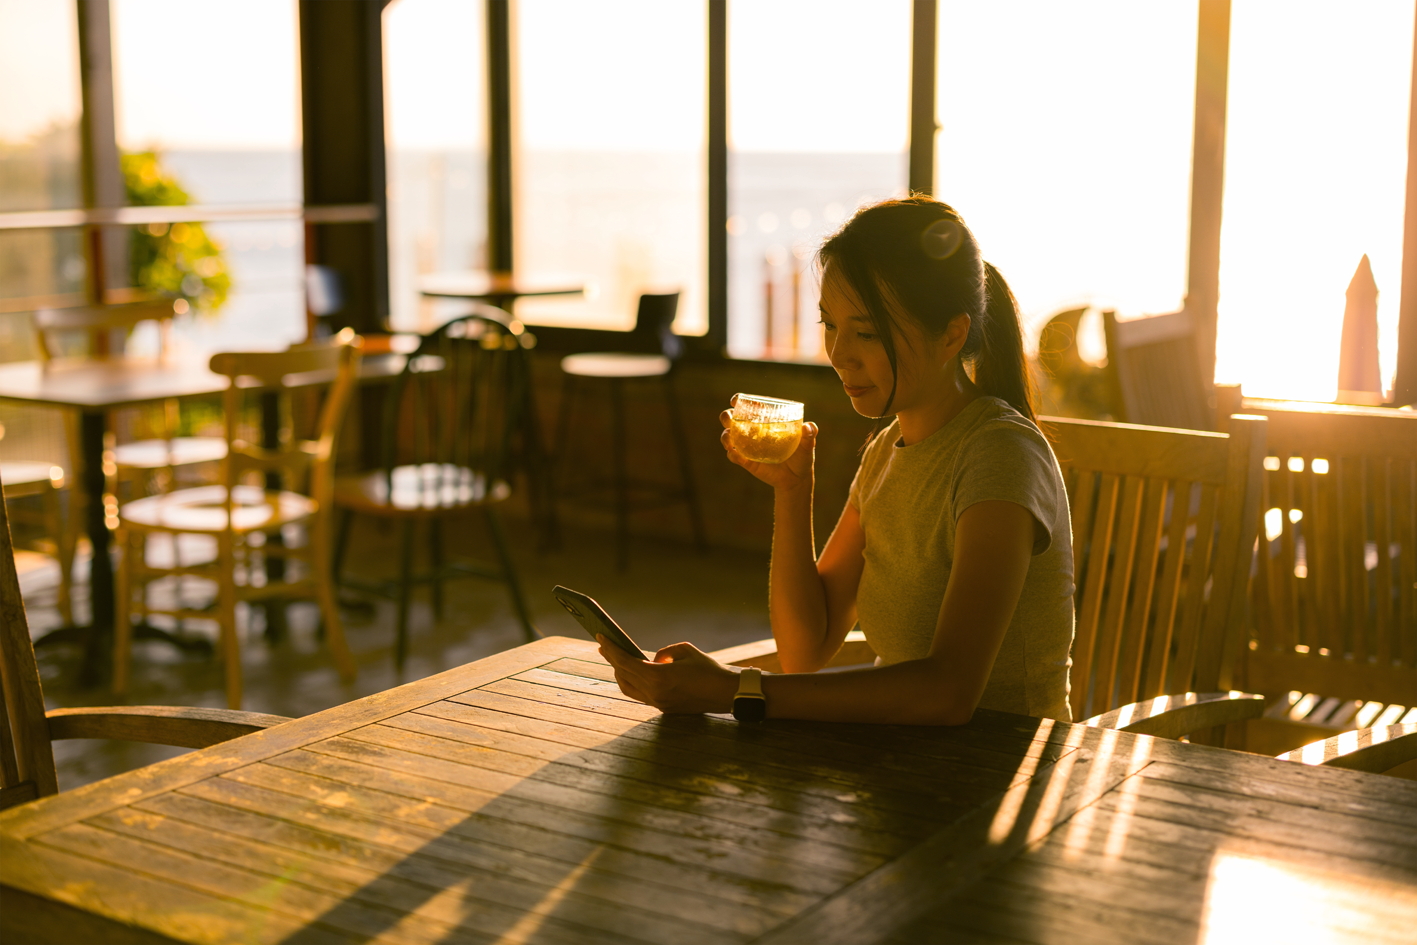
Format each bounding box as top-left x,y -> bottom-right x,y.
894,368 -> 979,446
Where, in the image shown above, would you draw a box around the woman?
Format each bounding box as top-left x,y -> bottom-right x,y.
599,196 -> 1075,724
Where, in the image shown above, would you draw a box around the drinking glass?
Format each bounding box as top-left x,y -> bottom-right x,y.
729,394 -> 804,464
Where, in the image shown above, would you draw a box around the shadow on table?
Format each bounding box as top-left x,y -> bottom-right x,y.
244,659 -> 1097,944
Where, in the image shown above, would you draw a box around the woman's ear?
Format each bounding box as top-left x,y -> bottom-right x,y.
940,313 -> 971,363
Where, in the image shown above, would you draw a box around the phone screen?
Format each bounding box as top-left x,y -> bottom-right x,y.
552,586 -> 647,658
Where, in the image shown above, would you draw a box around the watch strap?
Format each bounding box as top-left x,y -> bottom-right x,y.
733,667 -> 767,722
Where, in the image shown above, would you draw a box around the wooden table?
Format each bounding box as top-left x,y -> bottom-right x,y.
419,271 -> 585,311
2,636 -> 1414,944
0,354 -> 413,683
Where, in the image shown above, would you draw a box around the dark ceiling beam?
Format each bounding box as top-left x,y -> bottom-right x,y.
1185,0 -> 1231,392
298,0 -> 390,335
908,0 -> 938,197
1392,10 -> 1417,406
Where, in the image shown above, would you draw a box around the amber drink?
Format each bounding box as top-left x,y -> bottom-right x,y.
730,394 -> 804,464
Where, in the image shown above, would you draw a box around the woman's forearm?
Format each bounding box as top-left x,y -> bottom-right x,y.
761,658 -> 977,726
767,482 -> 833,671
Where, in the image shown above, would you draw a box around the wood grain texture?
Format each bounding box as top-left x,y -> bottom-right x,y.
5,635 -> 1417,945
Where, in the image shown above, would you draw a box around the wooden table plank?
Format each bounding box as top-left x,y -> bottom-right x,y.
0,637 -> 592,842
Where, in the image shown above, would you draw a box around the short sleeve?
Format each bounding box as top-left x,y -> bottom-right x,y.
847,423 -> 895,510
954,420 -> 1063,555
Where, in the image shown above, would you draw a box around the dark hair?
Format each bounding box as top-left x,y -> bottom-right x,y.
817,195 -> 1036,423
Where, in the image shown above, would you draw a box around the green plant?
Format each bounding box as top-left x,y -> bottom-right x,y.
122,151 -> 230,313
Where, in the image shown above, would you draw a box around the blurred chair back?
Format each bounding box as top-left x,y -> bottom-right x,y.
1215,397 -> 1417,749
628,291 -> 681,359
1103,309 -> 1212,431
31,299 -> 178,361
1046,414 -> 1268,723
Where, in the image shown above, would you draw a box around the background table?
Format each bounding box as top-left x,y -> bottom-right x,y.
0,354 -> 412,684
418,271 -> 584,311
3,636 -> 1413,944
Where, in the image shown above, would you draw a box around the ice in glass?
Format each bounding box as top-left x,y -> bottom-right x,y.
729,394 -> 804,464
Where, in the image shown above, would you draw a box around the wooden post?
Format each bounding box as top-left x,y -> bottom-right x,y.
1392,9 -> 1417,406
707,0 -> 728,354
298,0 -> 390,335
1184,0 -> 1231,393
74,0 -> 126,315
486,0 -> 514,276
908,0 -> 938,196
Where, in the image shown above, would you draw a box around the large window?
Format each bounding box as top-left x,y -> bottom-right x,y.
514,0 -> 706,333
1215,1 -> 1414,402
111,0 -> 303,354
0,0 -> 84,361
935,0 -> 1198,350
384,0 -> 486,333
728,0 -> 911,360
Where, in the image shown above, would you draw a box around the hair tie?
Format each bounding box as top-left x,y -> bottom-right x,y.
920,219 -> 964,260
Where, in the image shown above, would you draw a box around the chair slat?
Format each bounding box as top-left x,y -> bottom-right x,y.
1140,479 -> 1192,697
0,485 -> 59,798
1166,482 -> 1220,694
1371,458 -> 1393,665
1071,472 -> 1119,721
1093,474 -> 1145,714
1397,459 -> 1417,669
1338,456 -> 1369,663
1275,459 -> 1300,652
1119,477 -> 1167,703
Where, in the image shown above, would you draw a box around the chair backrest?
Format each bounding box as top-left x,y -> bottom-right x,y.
1218,398 -> 1417,706
1103,309 -> 1212,431
630,291 -> 681,359
32,299 -> 178,361
1046,414 -> 1268,722
374,312 -> 532,496
208,330 -> 362,513
0,473 -> 60,808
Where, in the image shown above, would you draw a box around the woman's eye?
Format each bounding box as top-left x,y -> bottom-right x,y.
818,319 -> 836,332
858,332 -> 876,341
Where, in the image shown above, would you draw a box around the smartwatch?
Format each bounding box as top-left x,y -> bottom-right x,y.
732,667 -> 767,723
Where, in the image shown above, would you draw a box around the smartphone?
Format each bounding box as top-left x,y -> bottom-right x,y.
552,586 -> 648,659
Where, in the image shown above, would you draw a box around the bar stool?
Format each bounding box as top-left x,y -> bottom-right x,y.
553,292 -> 706,570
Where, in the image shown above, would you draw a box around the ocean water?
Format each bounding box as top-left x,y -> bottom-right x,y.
125,148 -> 908,359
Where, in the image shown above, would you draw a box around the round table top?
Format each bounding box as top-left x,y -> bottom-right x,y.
561,352 -> 671,378
419,271 -> 585,301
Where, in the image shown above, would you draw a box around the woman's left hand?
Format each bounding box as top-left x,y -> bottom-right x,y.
597,637 -> 740,714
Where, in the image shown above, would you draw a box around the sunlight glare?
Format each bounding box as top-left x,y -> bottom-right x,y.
1200,852 -> 1417,945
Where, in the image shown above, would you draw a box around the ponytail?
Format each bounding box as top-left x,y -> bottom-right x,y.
976,263 -> 1037,423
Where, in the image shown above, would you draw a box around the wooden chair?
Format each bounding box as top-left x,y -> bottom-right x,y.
0,470 -> 289,811
114,333 -> 361,709
332,312 -> 537,666
1214,389 -> 1417,754
33,300 -> 229,480
1103,308 -> 1213,431
710,415 -> 1271,743
0,449 -> 73,626
1277,723 -> 1417,775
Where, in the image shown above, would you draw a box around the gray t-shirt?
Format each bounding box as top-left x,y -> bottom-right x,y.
847,396 -> 1075,721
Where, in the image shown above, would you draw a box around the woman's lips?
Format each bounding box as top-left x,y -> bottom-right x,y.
843,383 -> 874,397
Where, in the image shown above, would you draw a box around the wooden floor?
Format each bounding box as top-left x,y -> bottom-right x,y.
16,512 -> 773,793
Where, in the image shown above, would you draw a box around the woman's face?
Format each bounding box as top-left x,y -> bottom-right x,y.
819,263 -> 961,420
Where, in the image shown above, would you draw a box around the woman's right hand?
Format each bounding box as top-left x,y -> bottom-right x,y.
720,397 -> 817,493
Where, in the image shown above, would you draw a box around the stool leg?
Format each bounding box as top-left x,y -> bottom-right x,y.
553,373 -> 577,494
485,506 -> 536,642
610,377 -> 629,571
395,518 -> 415,668
663,372 -> 707,551
429,517 -> 445,619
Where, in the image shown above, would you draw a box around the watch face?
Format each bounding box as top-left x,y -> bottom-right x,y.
733,696 -> 767,723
